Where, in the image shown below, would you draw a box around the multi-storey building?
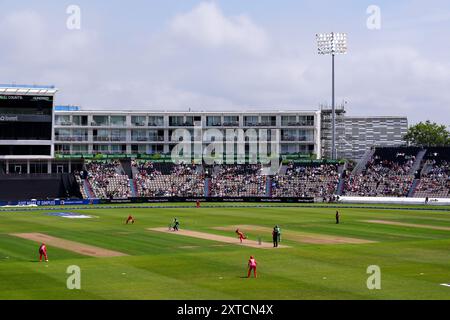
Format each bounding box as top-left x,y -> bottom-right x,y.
0,84 -> 409,173
320,106 -> 408,160
0,85 -> 58,174
53,109 -> 322,158
338,116 -> 408,160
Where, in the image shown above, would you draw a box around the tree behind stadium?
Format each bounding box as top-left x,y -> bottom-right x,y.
403,121 -> 450,147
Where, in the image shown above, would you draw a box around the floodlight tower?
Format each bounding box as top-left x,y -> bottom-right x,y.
316,32 -> 347,160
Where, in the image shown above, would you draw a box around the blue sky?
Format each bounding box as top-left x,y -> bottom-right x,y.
0,0 -> 449,125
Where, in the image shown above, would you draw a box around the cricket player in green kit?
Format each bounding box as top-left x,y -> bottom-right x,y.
275,225 -> 281,243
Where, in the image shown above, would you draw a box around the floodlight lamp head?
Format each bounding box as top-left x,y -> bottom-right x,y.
316,32 -> 347,55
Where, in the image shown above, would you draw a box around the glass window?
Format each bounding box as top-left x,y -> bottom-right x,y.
148,116 -> 164,126
299,129 -> 314,141
169,116 -> 184,126
185,116 -> 194,126
131,116 -> 146,126
93,129 -> 110,141
206,116 -> 221,126
55,129 -> 71,141
55,115 -> 71,125
55,144 -> 70,154
244,116 -> 258,126
92,115 -> 109,126
111,145 -> 126,153
73,129 -> 88,141
260,116 -> 276,126
299,115 -> 315,126
223,116 -> 239,126
149,130 -> 164,141
72,115 -> 88,126
110,115 -> 126,126
281,116 -> 296,126
93,145 -> 109,153
111,129 -> 126,141
72,145 -> 88,153
131,130 -> 147,141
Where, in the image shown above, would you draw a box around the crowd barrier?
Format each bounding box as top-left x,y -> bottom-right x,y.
338,196 -> 450,206
0,199 -> 100,207
0,197 -> 314,207
4,196 -> 449,208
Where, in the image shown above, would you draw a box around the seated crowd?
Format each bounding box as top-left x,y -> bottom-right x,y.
82,160 -> 131,198
209,164 -> 266,197
414,160 -> 450,198
343,156 -> 415,197
271,163 -> 340,198
133,161 -> 204,197
74,148 -> 449,200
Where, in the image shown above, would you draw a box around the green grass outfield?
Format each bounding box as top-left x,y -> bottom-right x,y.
0,203 -> 449,300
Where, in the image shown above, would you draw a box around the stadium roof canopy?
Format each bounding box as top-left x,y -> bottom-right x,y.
0,84 -> 58,95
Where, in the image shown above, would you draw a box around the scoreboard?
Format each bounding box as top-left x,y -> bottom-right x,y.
0,93 -> 54,157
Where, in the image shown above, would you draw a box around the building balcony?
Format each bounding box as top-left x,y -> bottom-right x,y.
93,136 -> 111,142
110,136 -> 127,142
55,122 -> 73,126
149,136 -> 165,142
281,122 -> 315,127
281,136 -> 314,142
222,122 -> 240,127
90,122 -> 110,127
55,136 -> 88,142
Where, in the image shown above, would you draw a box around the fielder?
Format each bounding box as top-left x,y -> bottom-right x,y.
39,243 -> 48,262
126,215 -> 135,224
172,218 -> 180,231
247,256 -> 257,278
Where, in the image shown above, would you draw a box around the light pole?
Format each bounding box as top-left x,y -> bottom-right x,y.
316,32 -> 347,160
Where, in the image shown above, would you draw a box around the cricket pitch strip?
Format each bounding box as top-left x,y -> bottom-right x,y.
11,233 -> 128,257
148,228 -> 290,249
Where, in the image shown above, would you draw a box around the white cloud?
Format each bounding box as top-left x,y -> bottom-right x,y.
169,2 -> 269,55
0,3 -> 449,125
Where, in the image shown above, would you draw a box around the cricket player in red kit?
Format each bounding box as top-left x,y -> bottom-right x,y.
126,215 -> 135,224
247,256 -> 257,278
235,229 -> 247,243
196,200 -> 200,208
39,243 -> 48,262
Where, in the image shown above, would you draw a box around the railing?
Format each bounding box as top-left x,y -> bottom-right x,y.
93,136 -> 111,141
131,137 -> 149,142
55,136 -> 88,142
281,136 -> 313,142
110,137 -> 127,142
222,122 -> 240,127
149,136 -> 165,141
281,122 -> 315,126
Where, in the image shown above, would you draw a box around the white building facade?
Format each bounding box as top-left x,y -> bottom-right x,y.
53,109 -> 323,159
